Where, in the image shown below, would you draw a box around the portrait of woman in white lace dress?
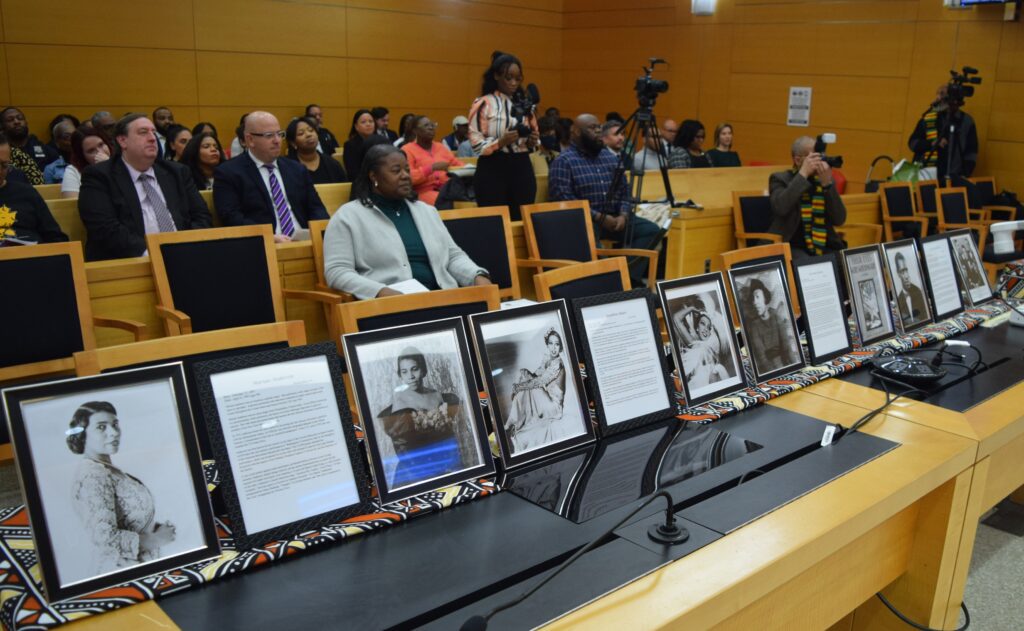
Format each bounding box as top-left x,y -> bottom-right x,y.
66,401 -> 177,574
504,329 -> 581,454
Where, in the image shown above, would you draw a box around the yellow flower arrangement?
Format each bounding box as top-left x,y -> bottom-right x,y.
0,204 -> 16,237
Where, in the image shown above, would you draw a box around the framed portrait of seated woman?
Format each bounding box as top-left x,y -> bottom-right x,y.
572,290 -> 677,435
470,301 -> 595,469
343,318 -> 495,505
1,364 -> 220,603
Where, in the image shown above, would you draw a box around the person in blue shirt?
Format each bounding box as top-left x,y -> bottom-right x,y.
548,113 -> 661,285
43,120 -> 75,183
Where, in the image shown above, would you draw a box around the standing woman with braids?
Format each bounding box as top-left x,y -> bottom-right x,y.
468,51 -> 540,221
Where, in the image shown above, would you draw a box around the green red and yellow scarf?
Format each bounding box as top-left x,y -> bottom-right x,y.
922,108 -> 939,167
798,170 -> 827,255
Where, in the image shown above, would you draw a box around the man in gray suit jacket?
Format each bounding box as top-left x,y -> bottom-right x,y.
79,114 -> 211,261
768,135 -> 846,258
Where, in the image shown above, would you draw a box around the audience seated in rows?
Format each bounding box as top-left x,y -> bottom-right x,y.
0,107 -> 51,184
90,111 -> 117,143
286,116 -> 347,185
78,113 -> 211,260
43,120 -> 75,184
305,104 -> 340,156
393,113 -> 416,148
401,115 -> 463,206
152,106 -> 175,158
372,106 -> 399,143
708,123 -> 741,167
45,113 -> 80,159
213,111 -> 327,242
669,119 -> 712,169
62,128 -> 113,198
0,132 -> 67,244
180,132 -> 225,191
441,116 -> 470,153
323,144 -> 490,299
164,124 -> 191,162
601,121 -> 624,157
343,109 -> 377,180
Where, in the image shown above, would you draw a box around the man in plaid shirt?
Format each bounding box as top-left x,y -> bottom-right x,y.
548,113 -> 661,284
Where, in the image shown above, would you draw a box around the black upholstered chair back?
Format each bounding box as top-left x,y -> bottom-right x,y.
355,302 -> 491,333
919,181 -> 940,214
739,195 -> 774,233
883,185 -> 915,217
939,191 -> 969,224
973,179 -> 996,207
160,236 -> 277,333
1,253 -> 85,368
443,215 -> 513,290
530,208 -> 593,262
548,272 -> 626,302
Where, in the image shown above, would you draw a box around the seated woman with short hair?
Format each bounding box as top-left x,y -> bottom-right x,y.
286,116 -> 347,184
401,115 -> 464,206
323,144 -> 491,299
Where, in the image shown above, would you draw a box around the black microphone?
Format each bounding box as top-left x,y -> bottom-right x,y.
459,491 -> 686,630
526,83 -> 541,107
962,66 -> 979,75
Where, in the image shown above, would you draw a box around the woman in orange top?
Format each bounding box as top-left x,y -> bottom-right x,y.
401,115 -> 464,206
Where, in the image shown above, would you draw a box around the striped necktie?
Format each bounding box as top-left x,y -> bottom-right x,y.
262,163 -> 295,237
138,173 -> 177,233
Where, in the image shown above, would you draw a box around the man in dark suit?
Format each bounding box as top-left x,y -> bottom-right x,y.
371,106 -> 399,143
894,251 -> 927,326
78,113 -> 212,261
305,104 -> 340,156
213,111 -> 328,242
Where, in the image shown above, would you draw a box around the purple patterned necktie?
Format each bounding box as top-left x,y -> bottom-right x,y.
262,163 -> 295,237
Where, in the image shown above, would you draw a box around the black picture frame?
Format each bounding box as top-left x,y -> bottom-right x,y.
841,244 -> 896,347
881,239 -> 934,333
657,274 -> 747,407
920,232 -> 966,321
792,254 -> 854,364
946,228 -> 994,306
343,317 -> 496,505
1,364 -> 220,603
192,343 -> 374,550
727,261 -> 807,382
571,290 -> 677,435
469,300 -> 595,468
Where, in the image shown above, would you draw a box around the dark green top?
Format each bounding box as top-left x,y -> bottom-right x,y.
372,193 -> 439,290
707,149 -> 741,167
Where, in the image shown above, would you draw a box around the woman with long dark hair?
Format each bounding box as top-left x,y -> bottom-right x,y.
668,119 -> 713,169
467,50 -> 540,220
179,132 -> 225,191
61,128 -> 113,198
342,109 -> 377,180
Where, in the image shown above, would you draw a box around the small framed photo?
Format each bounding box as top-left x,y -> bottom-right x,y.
792,254 -> 854,364
947,229 -> 993,305
193,343 -> 374,550
657,274 -> 746,406
343,318 -> 495,505
841,244 -> 896,346
1,364 -> 220,603
920,233 -> 966,321
572,290 -> 677,434
728,261 -> 806,382
882,239 -> 933,332
469,301 -> 595,468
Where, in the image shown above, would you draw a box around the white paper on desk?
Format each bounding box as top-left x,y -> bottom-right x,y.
290,228 -> 311,242
500,299 -> 538,310
388,278 -> 431,294
796,260 -> 849,359
922,239 -> 963,317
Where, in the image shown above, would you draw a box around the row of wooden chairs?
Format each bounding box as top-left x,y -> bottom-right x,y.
731,191 -> 883,249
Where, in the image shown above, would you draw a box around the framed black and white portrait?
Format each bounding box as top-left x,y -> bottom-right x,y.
657,274 -> 745,406
920,233 -> 966,321
947,229 -> 993,305
469,301 -> 595,468
728,261 -> 806,382
343,318 -> 495,505
792,254 -> 853,364
193,343 -> 374,550
841,245 -> 896,346
572,290 -> 677,434
882,240 -> 933,332
1,364 -> 220,603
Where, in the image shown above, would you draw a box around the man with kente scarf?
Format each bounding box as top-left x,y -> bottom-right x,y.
768,136 -> 846,259
908,84 -> 978,182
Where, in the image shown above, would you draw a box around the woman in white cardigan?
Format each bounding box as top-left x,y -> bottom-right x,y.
324,144 -> 490,299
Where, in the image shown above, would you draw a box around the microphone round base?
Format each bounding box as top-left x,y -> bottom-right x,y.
647,522 -> 690,545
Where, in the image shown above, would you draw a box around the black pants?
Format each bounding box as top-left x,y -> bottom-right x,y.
475,152 -> 536,221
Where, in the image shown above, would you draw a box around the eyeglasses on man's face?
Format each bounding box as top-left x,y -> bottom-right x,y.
249,130 -> 286,139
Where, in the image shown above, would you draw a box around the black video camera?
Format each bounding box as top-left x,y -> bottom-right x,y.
943,66 -> 982,108
635,58 -> 669,108
510,83 -> 541,137
814,133 -> 843,169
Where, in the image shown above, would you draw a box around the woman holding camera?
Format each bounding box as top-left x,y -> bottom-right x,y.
467,50 -> 540,221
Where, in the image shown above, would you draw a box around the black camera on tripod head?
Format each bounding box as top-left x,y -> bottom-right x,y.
942,66 -> 982,109
813,133 -> 844,169
634,58 -> 669,108
510,83 -> 541,137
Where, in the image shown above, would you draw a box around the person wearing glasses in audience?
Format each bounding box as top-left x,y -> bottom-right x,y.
323,144 -> 490,299
668,119 -> 713,169
286,116 -> 347,185
213,111 -> 327,242
401,115 -> 464,206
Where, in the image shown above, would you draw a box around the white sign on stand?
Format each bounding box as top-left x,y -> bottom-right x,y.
788,86 -> 812,127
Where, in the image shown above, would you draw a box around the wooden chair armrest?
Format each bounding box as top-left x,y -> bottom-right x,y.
282,288 -> 353,305
839,222 -> 883,244
968,209 -> 990,222
92,316 -> 147,341
516,258 -> 578,272
982,205 -> 1017,221
735,231 -> 782,244
598,249 -> 659,288
154,305 -> 193,335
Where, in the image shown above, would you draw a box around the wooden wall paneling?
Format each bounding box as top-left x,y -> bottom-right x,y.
1,0 -> 195,49
996,21 -> 1024,82
563,26 -> 673,71
561,69 -> 640,121
735,1 -> 919,24
193,0 -> 348,57
563,7 -> 675,29
902,22 -> 959,144
347,9 -> 471,64
665,25 -> 701,121
949,21 -> 1004,149
527,68 -> 563,114
0,46 -> 10,106
563,0 -> 671,12
915,0 -> 1007,22
987,81 -> 1024,143
5,45 -> 198,106
347,60 -> 476,113
468,21 -> 563,72
476,0 -> 564,13
350,0 -> 562,29
696,23 -> 735,130
197,51 -> 347,107
979,141 -> 1024,197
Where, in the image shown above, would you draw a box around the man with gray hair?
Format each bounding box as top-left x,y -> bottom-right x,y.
90,111 -> 116,140
767,135 -> 846,258
43,119 -> 75,183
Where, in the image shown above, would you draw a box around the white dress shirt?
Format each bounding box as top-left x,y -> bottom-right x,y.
124,162 -> 171,235
248,151 -> 300,235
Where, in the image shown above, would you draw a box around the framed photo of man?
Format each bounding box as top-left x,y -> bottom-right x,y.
469,301 -> 595,469
657,274 -> 746,406
841,245 -> 896,346
946,229 -> 994,306
343,318 -> 495,505
1,364 -> 220,603
920,233 -> 966,321
193,343 -> 374,550
791,254 -> 854,364
727,261 -> 806,383
881,239 -> 933,333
